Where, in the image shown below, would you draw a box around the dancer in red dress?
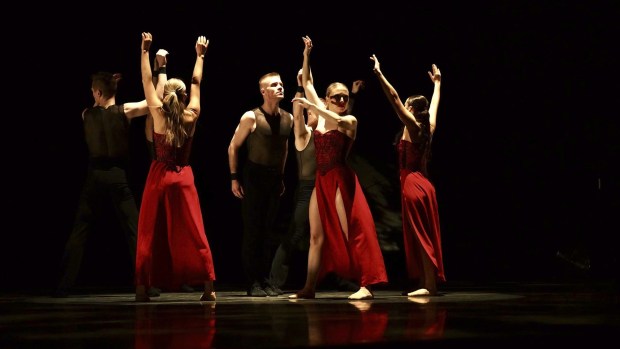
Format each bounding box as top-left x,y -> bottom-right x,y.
371,54 -> 445,296
290,36 -> 387,300
135,32 -> 215,302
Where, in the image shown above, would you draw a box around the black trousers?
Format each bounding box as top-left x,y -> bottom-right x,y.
241,161 -> 282,287
56,166 -> 138,292
269,179 -> 314,288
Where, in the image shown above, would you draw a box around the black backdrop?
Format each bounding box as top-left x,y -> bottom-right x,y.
4,1 -> 618,292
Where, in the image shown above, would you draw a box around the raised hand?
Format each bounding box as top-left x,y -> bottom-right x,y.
370,54 -> 381,74
155,49 -> 168,67
195,36 -> 209,58
302,35 -> 312,56
141,32 -> 152,52
428,64 -> 441,83
351,80 -> 365,94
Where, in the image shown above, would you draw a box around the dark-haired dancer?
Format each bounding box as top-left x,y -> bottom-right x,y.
371,54 -> 445,296
54,72 -> 149,297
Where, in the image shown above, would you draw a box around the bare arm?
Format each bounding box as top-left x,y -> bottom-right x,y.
145,50 -> 168,142
346,80 -> 364,114
293,69 -> 312,151
301,36 -> 320,107
228,111 -> 255,198
299,36 -> 356,131
370,54 -> 420,134
123,100 -> 149,119
427,64 -> 441,135
140,32 -> 161,111
155,49 -> 168,100
122,36 -> 157,120
186,36 -> 209,118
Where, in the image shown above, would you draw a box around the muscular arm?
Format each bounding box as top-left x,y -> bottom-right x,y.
123,100 -> 149,119
228,111 -> 255,198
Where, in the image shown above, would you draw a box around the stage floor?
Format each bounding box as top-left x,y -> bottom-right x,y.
1,281 -> 618,348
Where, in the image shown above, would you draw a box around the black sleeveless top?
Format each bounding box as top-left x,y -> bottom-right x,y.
296,131 -> 316,181
82,105 -> 130,168
247,107 -> 293,168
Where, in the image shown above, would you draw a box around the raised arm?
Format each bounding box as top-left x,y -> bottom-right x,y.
301,36 -> 320,106
371,54 -> 419,134
293,69 -> 312,151
186,36 -> 209,116
346,80 -> 365,114
298,36 -> 356,131
145,50 -> 169,142
155,49 -> 169,100
140,32 -> 161,110
427,64 -> 441,135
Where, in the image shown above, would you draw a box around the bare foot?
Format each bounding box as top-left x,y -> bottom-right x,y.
200,292 -> 216,301
288,289 -> 315,299
407,288 -> 430,297
348,287 -> 373,300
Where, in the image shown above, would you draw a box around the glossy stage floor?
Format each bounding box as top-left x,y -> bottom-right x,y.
1,280 -> 618,349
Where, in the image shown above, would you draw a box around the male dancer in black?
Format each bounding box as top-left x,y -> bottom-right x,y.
228,72 -> 293,297
54,72 -> 151,297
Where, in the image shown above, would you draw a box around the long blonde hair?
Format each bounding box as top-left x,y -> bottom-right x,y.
161,78 -> 190,147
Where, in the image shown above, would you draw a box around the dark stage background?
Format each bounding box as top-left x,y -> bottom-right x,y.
4,1 -> 618,293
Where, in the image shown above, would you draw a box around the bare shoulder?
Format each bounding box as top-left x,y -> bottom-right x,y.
238,110 -> 257,128
344,113 -> 358,122
241,110 -> 256,120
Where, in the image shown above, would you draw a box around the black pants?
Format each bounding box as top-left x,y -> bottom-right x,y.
56,166 -> 138,292
269,179 -> 314,288
241,161 -> 282,288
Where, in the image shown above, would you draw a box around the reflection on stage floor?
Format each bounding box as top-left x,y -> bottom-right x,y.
1,282 -> 618,348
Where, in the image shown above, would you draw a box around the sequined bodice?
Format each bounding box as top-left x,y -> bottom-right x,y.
153,133 -> 193,170
398,139 -> 426,172
314,130 -> 353,175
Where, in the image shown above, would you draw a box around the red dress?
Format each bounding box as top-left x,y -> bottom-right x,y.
398,139 -> 445,282
313,130 -> 388,287
135,132 -> 215,290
